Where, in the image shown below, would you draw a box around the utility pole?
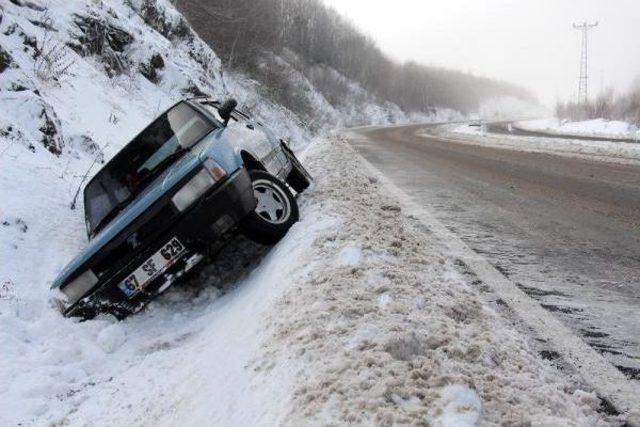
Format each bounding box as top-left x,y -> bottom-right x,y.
573,21 -> 598,105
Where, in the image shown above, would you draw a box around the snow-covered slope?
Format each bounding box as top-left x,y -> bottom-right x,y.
0,0 -> 316,300
0,0 -> 453,424
248,49 -> 461,131
0,0 -> 452,306
0,1 -> 313,421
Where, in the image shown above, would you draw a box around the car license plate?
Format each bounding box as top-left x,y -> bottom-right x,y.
118,237 -> 185,298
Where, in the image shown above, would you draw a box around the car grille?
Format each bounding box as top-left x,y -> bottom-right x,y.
91,203 -> 177,281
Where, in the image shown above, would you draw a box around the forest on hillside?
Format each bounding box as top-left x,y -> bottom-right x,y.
175,0 -> 535,115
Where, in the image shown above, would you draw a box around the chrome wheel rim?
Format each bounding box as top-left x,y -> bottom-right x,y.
252,179 -> 291,225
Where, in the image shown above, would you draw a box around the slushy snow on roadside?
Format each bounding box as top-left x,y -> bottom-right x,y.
445,123 -> 640,165
517,118 -> 640,141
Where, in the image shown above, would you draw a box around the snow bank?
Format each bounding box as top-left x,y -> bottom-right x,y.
517,118 -> 640,141
445,124 -> 640,166
253,138 -> 603,425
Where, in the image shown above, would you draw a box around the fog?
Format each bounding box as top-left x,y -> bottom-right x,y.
322,0 -> 640,106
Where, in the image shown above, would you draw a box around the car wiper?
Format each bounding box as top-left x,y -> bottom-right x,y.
90,196 -> 134,238
136,147 -> 191,190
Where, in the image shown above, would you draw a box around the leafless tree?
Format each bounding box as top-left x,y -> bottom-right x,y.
34,11 -> 75,85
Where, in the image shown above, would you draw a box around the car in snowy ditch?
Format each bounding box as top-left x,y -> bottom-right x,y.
51,98 -> 312,320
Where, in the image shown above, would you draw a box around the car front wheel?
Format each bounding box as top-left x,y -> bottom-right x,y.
240,170 -> 299,244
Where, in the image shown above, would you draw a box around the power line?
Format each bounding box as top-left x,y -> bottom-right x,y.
573,21 -> 598,105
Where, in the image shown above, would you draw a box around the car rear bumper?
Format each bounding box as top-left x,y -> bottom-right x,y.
65,168 -> 256,318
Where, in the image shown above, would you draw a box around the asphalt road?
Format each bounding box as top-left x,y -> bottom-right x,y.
345,124 -> 640,381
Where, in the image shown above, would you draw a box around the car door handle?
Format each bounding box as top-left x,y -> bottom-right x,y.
246,123 -> 255,130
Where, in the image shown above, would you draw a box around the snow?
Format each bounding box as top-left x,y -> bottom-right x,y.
1,131 -> 607,425
0,0 -> 612,424
336,245 -> 363,267
445,123 -> 640,165
254,138 -> 603,425
432,385 -> 482,427
517,118 -> 640,141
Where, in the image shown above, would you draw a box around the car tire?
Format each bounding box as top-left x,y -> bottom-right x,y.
241,170 -> 299,245
283,146 -> 312,193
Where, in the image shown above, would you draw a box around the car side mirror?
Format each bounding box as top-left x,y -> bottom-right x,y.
218,98 -> 237,125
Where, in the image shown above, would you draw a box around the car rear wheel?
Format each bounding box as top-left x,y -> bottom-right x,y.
283,145 -> 312,193
240,170 -> 299,244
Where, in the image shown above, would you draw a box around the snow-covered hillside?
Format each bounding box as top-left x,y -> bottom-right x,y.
0,0 -> 319,302
0,0 -> 452,424
0,0 -> 438,304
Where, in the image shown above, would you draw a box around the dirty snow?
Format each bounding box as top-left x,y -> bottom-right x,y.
251,138 -> 605,425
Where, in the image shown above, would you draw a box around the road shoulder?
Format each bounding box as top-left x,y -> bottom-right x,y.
257,137 -> 609,425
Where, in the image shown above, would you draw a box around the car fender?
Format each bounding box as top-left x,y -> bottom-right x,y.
199,129 -> 245,173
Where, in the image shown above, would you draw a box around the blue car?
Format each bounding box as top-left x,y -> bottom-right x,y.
51,98 -> 311,319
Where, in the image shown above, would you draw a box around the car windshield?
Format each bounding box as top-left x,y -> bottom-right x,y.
84,102 -> 216,237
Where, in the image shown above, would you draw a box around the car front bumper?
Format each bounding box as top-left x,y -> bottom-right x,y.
65,168 -> 256,319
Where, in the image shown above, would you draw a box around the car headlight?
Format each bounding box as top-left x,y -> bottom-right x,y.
172,161 -> 226,212
61,270 -> 98,303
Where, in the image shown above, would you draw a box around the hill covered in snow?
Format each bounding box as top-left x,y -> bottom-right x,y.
0,0 -> 442,420
0,0 -> 454,306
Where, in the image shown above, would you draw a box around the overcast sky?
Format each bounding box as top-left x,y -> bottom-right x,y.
321,0 -> 640,106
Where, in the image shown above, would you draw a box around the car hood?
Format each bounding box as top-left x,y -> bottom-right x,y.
51,149 -> 206,290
